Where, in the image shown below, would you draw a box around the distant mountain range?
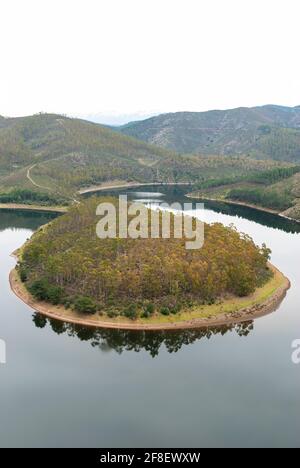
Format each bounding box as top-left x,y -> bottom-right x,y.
76,112 -> 158,126
118,105 -> 300,161
0,112 -> 286,204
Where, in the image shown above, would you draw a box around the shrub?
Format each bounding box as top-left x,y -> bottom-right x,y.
107,309 -> 118,318
141,303 -> 155,318
206,297 -> 216,305
74,296 -> 97,314
28,279 -> 64,304
145,303 -> 155,315
141,310 -> 150,318
29,279 -> 51,301
162,298 -> 182,315
160,307 -> 170,316
170,303 -> 181,314
61,296 -> 72,308
19,267 -> 28,283
0,188 -> 69,206
122,304 -> 138,320
47,286 -> 64,305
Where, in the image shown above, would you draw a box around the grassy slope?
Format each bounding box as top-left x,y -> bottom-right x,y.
274,173 -> 300,219
0,114 -> 175,198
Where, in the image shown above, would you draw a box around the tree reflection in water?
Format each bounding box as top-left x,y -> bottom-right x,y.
32,313 -> 254,358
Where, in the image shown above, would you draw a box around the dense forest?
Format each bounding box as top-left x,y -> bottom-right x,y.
227,187 -> 293,211
0,189 -> 69,206
213,167 -> 300,212
190,166 -> 300,218
18,197 -> 272,320
194,166 -> 300,191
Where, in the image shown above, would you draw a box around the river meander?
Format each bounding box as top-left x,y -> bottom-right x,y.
0,186 -> 299,447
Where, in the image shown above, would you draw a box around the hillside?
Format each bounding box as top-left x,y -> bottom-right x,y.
119,105 -> 300,161
0,113 -> 289,207
0,113 -> 176,201
189,167 -> 300,221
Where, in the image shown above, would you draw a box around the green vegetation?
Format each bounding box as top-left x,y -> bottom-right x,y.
74,296 -> 97,314
18,197 -> 273,321
0,112 -> 295,208
28,279 -> 64,305
194,166 -> 300,191
250,127 -> 300,162
248,166 -> 300,184
190,166 -> 300,218
0,188 -> 69,206
207,167 -> 300,212
227,187 -> 293,211
0,113 -> 177,201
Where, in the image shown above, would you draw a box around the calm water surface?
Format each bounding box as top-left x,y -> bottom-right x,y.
0,187 -> 300,448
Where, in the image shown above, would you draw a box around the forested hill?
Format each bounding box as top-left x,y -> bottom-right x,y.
0,112 -> 173,178
0,112 -> 289,206
118,105 -> 300,161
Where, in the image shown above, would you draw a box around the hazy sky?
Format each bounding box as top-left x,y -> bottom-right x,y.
1,0 -> 299,119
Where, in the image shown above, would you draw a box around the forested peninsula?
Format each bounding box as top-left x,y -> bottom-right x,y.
11,197 -> 290,329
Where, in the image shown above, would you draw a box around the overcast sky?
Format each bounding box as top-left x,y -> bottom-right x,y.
1,0 -> 299,121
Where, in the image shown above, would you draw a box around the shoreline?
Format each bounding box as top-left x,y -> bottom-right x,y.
0,203 -> 68,214
9,264 -> 290,331
1,187 -> 299,225
186,193 -> 300,223
78,181 -> 191,195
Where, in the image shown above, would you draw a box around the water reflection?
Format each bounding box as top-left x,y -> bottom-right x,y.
1,190 -> 299,447
84,184 -> 300,234
200,199 -> 300,234
32,313 -> 254,358
0,209 -> 59,232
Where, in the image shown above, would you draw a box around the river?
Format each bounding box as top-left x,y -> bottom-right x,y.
0,186 -> 299,447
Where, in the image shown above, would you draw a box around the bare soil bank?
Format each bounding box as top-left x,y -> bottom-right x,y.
0,203 -> 67,213
10,264 -> 290,331
78,181 -> 191,195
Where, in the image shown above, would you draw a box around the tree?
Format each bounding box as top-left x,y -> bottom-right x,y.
74,296 -> 97,314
